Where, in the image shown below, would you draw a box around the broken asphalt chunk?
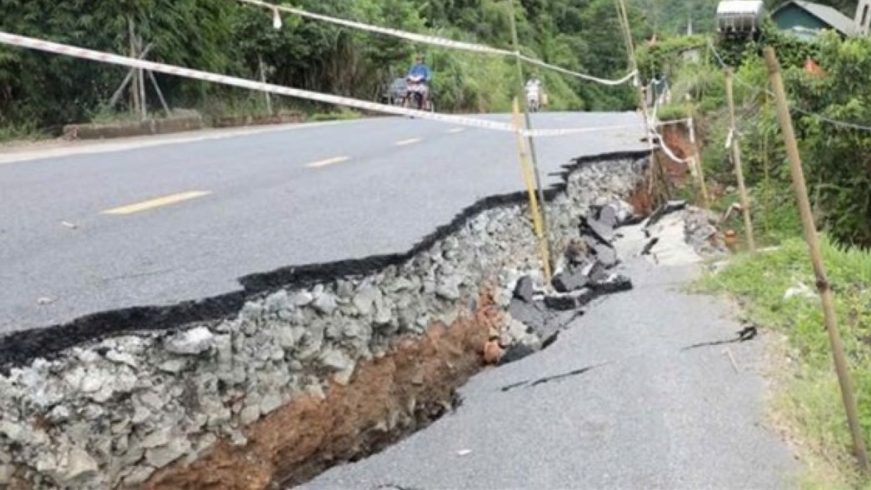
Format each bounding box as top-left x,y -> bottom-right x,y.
544,288 -> 595,311
579,215 -> 615,244
513,275 -> 536,303
585,260 -> 609,283
589,274 -> 633,295
592,243 -> 618,268
644,199 -> 688,229
507,299 -> 548,332
598,204 -> 619,228
552,270 -> 588,293
498,343 -> 538,365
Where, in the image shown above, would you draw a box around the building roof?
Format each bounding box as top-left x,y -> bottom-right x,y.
717,0 -> 764,16
772,0 -> 855,35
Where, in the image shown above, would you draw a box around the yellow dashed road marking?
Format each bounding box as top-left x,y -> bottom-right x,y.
101,190 -> 211,215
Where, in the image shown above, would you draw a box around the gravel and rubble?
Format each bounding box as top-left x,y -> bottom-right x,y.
0,153 -> 650,490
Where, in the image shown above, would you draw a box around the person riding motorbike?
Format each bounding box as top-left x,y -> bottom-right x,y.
525,78 -> 542,112
405,54 -> 433,110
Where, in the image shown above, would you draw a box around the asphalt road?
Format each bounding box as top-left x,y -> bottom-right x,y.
300,220 -> 798,490
0,112 -> 645,334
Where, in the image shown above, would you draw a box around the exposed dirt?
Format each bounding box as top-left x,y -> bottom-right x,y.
626,177 -> 656,216
657,122 -> 695,187
141,287 -> 503,490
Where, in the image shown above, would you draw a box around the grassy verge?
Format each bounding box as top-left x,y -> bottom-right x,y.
308,108 -> 363,122
694,237 -> 871,489
0,121 -> 47,144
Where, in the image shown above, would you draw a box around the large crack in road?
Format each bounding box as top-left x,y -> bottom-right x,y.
298,209 -> 798,490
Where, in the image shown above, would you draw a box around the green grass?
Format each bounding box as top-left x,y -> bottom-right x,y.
656,102 -> 692,122
695,237 -> 871,489
309,108 -> 362,122
0,121 -> 47,143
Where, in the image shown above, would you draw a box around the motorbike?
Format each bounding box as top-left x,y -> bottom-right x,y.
526,90 -> 540,113
403,74 -> 431,112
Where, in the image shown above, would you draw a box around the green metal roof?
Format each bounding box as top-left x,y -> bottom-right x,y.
772,0 -> 855,35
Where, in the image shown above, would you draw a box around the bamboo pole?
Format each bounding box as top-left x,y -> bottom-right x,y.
137,34 -> 147,120
724,68 -> 756,252
614,0 -> 672,203
687,116 -> 711,208
147,70 -> 171,114
258,54 -> 273,115
108,43 -> 154,108
508,0 -> 554,277
128,16 -> 140,116
512,97 -> 552,284
763,46 -> 869,474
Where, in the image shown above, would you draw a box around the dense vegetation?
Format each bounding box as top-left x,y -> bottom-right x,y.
0,0 -> 656,135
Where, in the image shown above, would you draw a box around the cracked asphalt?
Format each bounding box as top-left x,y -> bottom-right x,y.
299,217 -> 799,490
0,112 -> 644,334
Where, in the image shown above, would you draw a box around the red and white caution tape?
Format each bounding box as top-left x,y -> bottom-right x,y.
516,54 -> 637,86
236,0 -> 636,86
0,31 -> 640,138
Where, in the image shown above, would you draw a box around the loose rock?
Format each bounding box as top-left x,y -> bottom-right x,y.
164,327 -> 214,356
513,276 -> 536,302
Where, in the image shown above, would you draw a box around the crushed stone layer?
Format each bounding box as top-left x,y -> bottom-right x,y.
300,217 -> 799,490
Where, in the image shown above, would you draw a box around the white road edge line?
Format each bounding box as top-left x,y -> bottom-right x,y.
306,156 -> 350,168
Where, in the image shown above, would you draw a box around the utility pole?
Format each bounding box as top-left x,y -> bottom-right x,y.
507,0 -> 555,276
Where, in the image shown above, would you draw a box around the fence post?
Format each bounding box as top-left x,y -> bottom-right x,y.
724,68 -> 756,252
763,46 -> 869,474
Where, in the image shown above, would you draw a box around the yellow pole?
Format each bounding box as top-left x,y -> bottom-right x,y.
512,97 -> 552,283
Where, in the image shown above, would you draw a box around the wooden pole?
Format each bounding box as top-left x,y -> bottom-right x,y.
258,54 -> 273,115
508,0 -> 555,277
724,68 -> 756,252
137,34 -> 147,120
147,70 -> 171,114
108,43 -> 154,108
763,46 -> 869,474
615,0 -> 672,203
128,16 -> 140,116
687,117 -> 711,208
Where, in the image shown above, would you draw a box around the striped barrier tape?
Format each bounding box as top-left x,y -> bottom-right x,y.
236,0 -> 636,86
0,31 -> 642,138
